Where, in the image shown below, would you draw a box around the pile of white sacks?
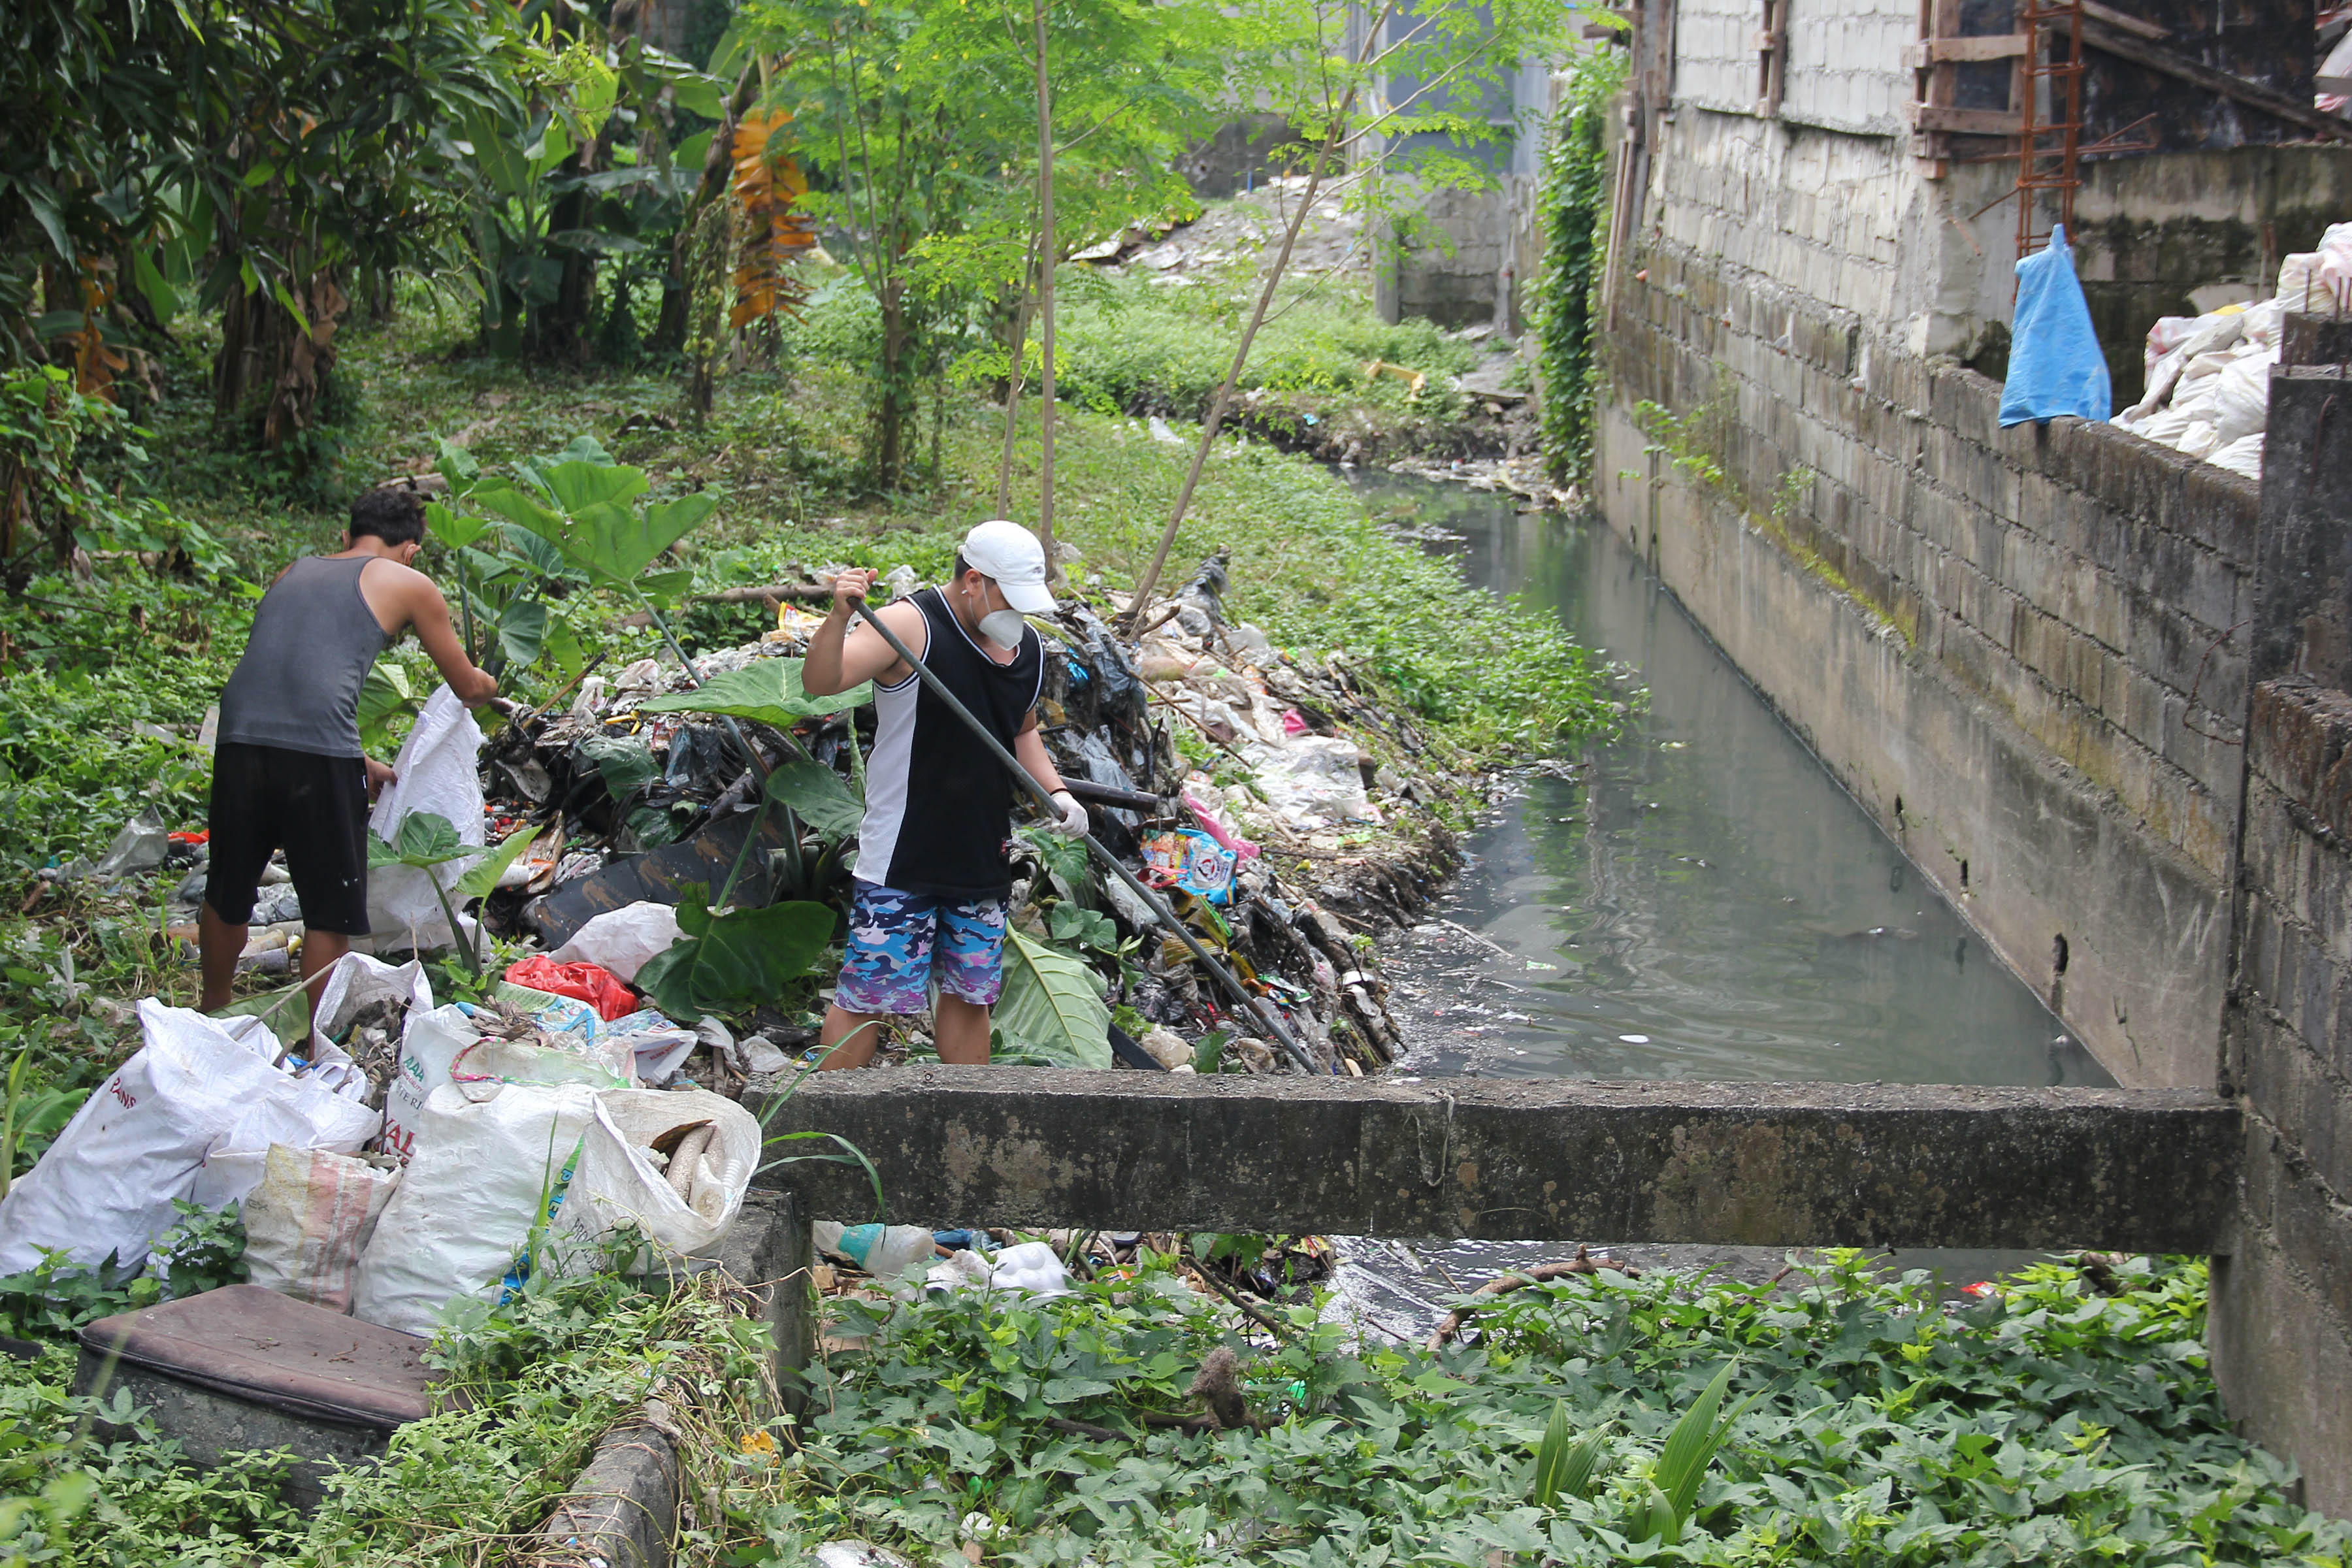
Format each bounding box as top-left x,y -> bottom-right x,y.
2112,223 -> 2352,481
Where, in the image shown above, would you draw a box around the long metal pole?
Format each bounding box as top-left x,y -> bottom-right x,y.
849,600 -> 1320,1073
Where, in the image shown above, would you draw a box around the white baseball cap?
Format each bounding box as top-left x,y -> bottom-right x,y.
958,520 -> 1056,613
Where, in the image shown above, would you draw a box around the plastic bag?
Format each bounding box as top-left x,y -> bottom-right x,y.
351,1081 -> 600,1335
366,687 -> 485,951
242,1143 -> 400,1313
504,956 -> 638,1021
547,902 -> 681,985
550,1088 -> 759,1266
0,1002 -> 380,1275
1246,736 -> 1378,828
2208,433 -> 2265,480
2000,226 -> 2112,427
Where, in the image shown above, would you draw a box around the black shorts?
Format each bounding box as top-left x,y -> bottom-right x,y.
205,742 -> 372,935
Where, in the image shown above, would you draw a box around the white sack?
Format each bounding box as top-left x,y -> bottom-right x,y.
2211,348 -> 2277,446
551,1088 -> 760,1266
305,951 -> 434,1102
0,1001 -> 380,1275
366,686 -> 485,952
381,1004 -> 633,1166
549,902 -> 683,984
351,1081 -> 600,1335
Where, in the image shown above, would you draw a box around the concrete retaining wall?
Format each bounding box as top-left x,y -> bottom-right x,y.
755,1069 -> 2236,1251
1598,229 -> 2258,1088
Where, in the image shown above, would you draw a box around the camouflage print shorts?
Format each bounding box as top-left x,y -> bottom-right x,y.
832,880 -> 1009,1015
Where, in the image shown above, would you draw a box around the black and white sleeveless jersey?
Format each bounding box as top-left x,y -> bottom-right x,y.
855,587 -> 1045,900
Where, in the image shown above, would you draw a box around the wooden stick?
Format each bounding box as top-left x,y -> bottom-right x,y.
1422,1247 -> 1644,1351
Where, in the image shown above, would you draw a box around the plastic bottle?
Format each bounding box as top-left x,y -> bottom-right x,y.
811,1221 -> 936,1279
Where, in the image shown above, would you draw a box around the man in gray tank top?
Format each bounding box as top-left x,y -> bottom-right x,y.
201,487 -> 498,1012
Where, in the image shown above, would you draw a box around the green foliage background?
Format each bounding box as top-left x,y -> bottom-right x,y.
1529,46 -> 1629,483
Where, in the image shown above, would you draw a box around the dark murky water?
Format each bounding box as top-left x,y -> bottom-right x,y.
1353,473 -> 2110,1089
1324,476 -> 2106,1336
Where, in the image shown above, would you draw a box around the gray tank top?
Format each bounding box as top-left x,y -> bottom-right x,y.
217,556 -> 393,758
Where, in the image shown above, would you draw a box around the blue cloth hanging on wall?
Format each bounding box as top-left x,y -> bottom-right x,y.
1999,225 -> 2112,428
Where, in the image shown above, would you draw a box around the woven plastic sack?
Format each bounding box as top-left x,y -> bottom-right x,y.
2001,225 -> 2112,427
380,1004 -> 632,1166
242,1143 -> 400,1313
365,685 -> 485,952
0,1002 -> 379,1275
351,1081 -> 599,1335
550,1088 -> 760,1268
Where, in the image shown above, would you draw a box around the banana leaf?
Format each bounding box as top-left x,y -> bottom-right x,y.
994,930 -> 1111,1068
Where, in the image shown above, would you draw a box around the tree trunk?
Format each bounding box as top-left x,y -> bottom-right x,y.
212,266 -> 348,453
875,278 -> 912,488
1033,0 -> 1060,582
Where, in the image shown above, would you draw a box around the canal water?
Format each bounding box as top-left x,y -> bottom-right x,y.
1326,475 -> 2107,1336
1352,472 -> 2109,1089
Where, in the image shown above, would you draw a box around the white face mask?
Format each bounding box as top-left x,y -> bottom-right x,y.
979,608 -> 1028,648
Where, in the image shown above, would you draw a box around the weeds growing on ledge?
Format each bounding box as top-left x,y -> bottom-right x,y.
742,1251 -> 2346,1567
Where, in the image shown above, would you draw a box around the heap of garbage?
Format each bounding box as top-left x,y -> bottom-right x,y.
2112,223 -> 2352,480
470,551 -> 1438,1075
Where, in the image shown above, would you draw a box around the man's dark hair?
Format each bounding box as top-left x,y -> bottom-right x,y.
350,486 -> 427,547
951,553 -> 973,579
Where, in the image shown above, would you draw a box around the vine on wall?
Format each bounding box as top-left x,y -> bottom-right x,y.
1529,46 -> 1628,484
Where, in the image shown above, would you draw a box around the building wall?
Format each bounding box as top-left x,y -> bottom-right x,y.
1598,219 -> 2255,1092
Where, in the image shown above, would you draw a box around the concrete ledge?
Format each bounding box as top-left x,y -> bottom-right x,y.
751,1070 -> 2238,1252
540,1410 -> 679,1568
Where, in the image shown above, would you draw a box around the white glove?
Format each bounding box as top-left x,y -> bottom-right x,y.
1048,789 -> 1088,839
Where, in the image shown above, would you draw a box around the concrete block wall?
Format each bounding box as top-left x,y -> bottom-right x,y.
2210,358 -> 2352,1516
1780,0 -> 1912,137
1597,112 -> 2261,1090
2221,679 -> 2352,1514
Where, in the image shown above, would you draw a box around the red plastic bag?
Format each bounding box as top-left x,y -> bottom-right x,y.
504,956 -> 638,1022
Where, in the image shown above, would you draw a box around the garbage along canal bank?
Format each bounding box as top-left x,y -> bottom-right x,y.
1352,472 -> 2110,1090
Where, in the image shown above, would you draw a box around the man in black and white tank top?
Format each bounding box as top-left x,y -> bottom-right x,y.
200,487 -> 497,1013
801,521 -> 1088,1067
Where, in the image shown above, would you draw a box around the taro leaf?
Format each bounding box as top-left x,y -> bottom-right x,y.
993,930 -> 1111,1068
368,811 -> 468,870
453,823 -> 541,902
635,882 -> 836,1021
435,438 -> 480,494
576,733 -> 659,800
764,760 -> 864,843
635,659 -> 872,730
357,662 -> 418,749
478,465 -> 713,589
495,597 -> 549,667
1047,902 -> 1118,952
639,568 -> 695,606
424,498 -> 489,550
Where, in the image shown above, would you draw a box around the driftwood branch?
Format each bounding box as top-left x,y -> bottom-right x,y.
694,583 -> 834,605
1423,1246 -> 1643,1352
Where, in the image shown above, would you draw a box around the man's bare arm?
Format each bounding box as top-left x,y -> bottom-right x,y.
394,568 -> 499,704
805,568 -> 923,695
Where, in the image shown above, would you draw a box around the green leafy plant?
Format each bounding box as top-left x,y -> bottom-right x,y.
630,881 -> 836,1022
1529,41 -> 1628,483
992,928 -> 1111,1067
367,812 -> 540,977
1533,1400 -> 1610,1507
634,658 -> 873,734
1620,1359 -> 1754,1546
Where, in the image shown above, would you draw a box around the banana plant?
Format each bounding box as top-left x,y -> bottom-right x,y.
367,813 -> 542,976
